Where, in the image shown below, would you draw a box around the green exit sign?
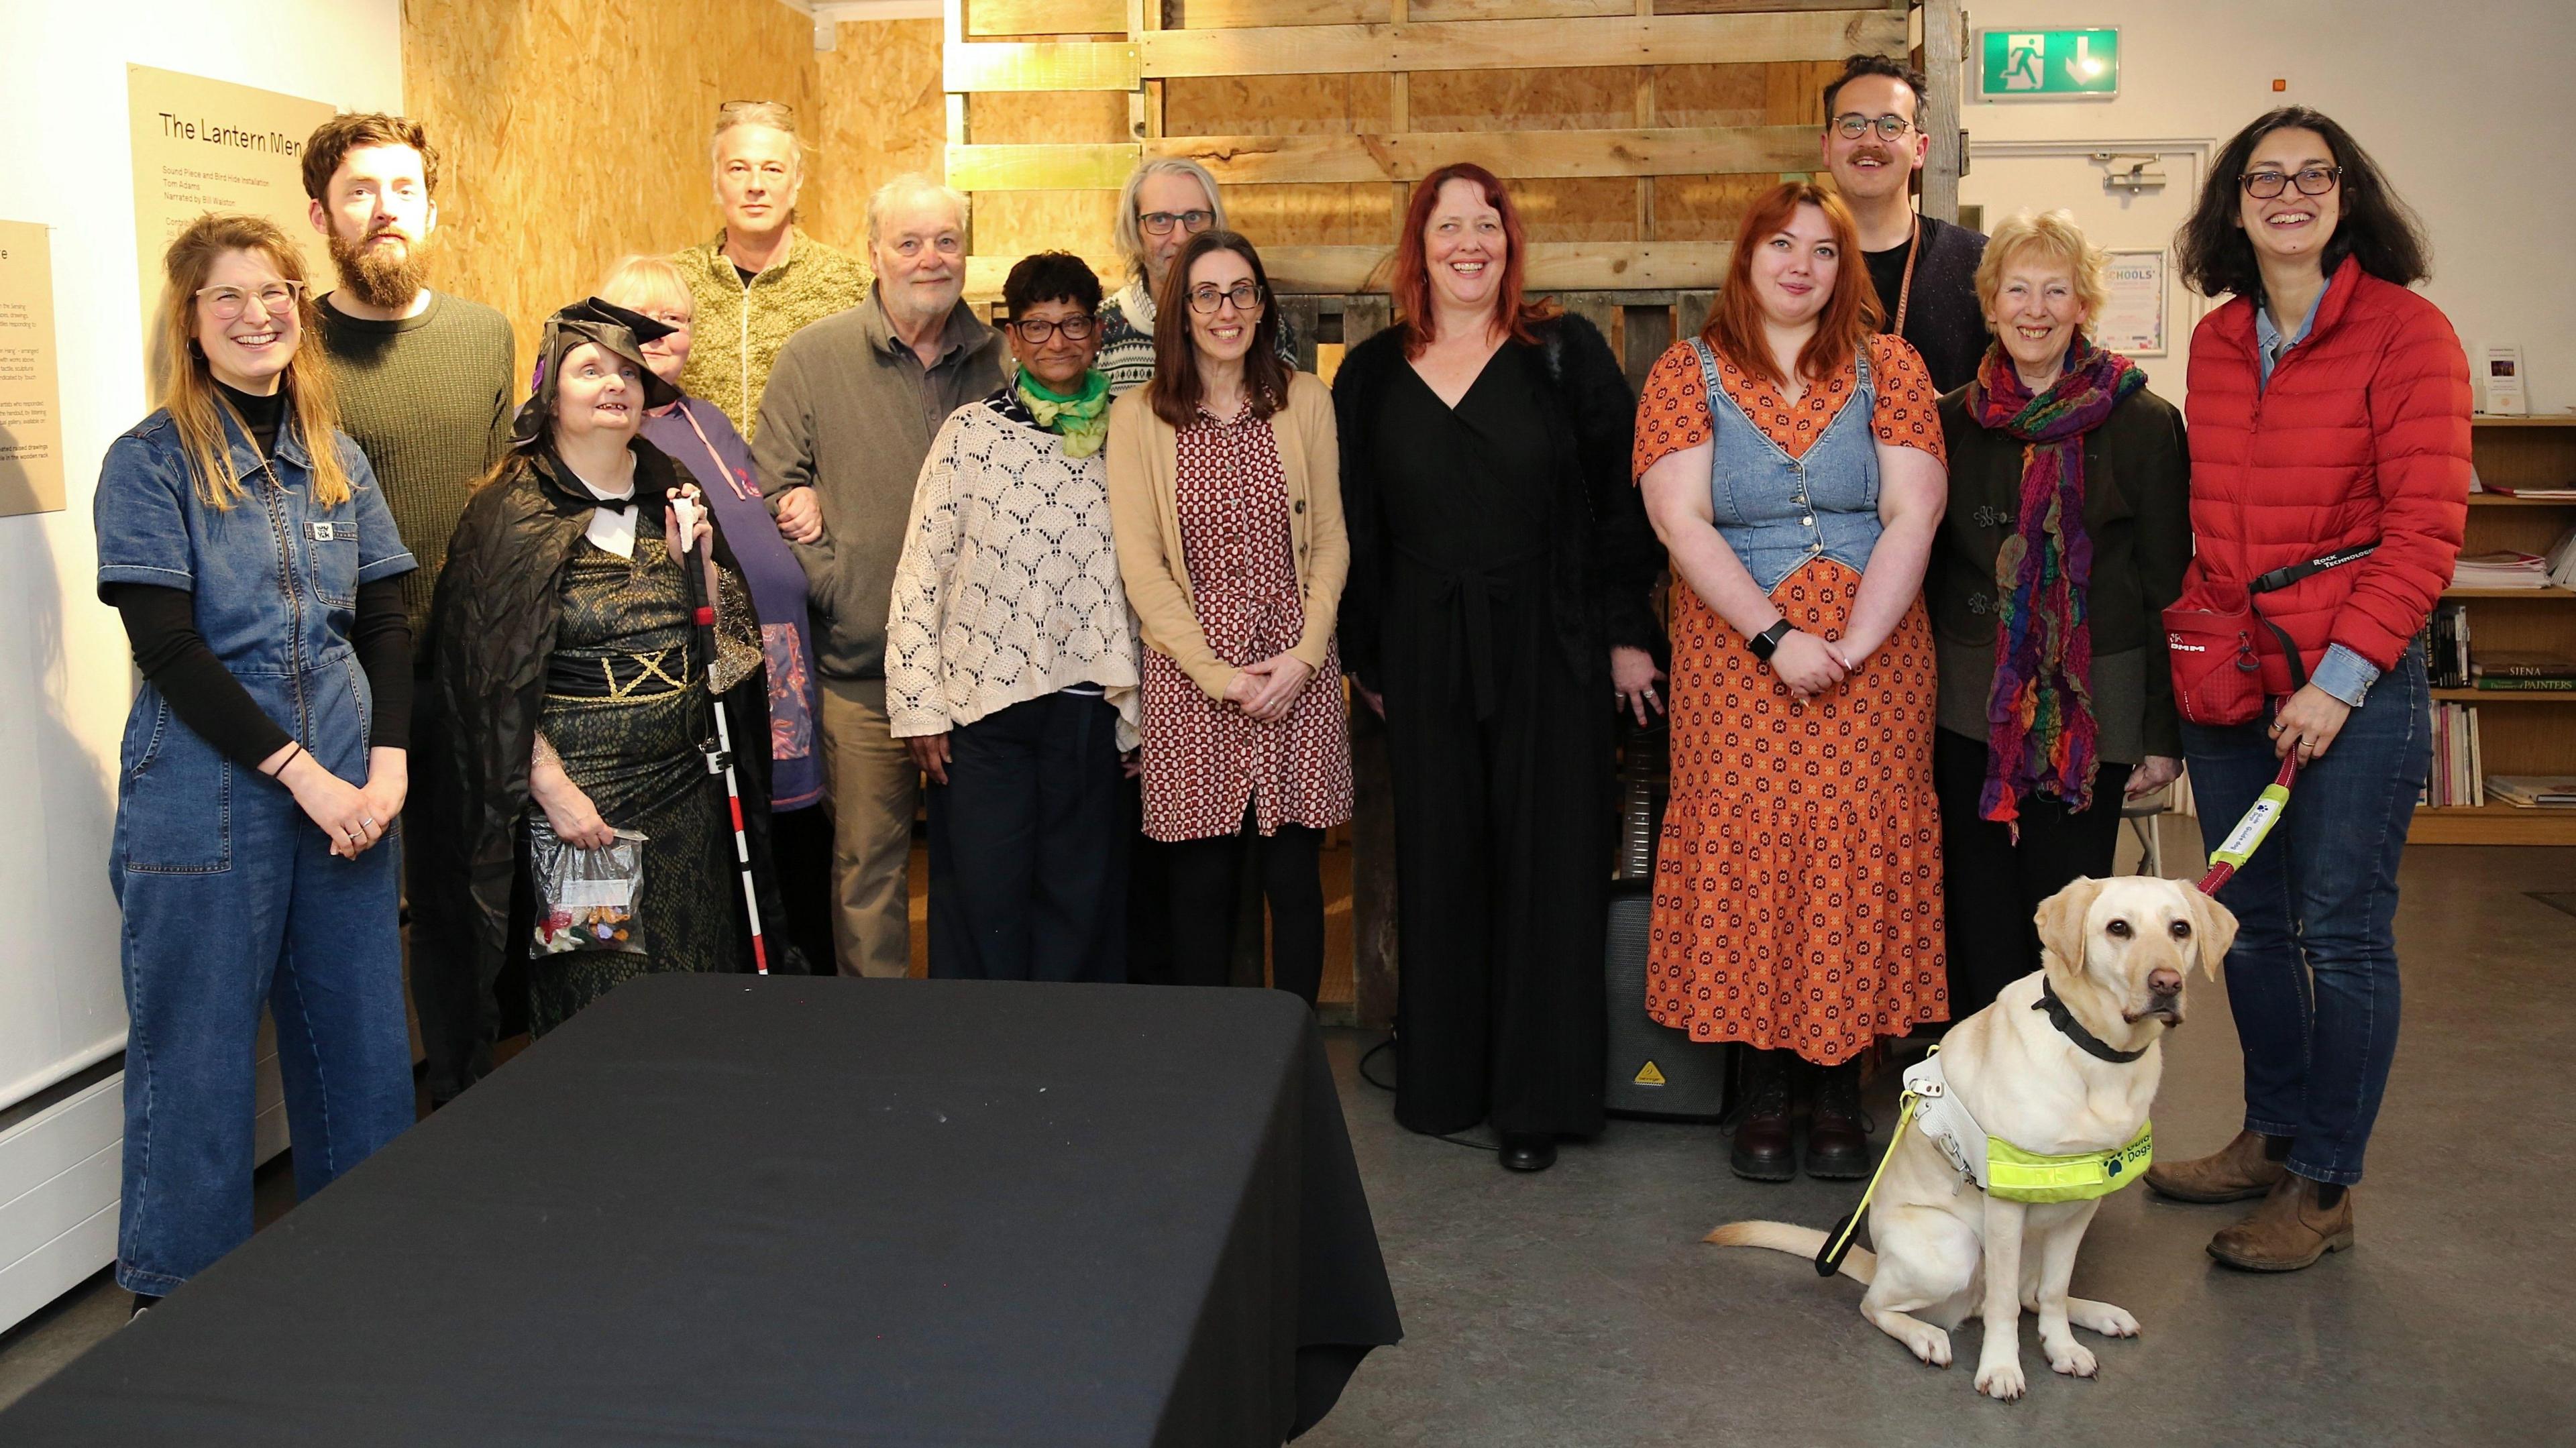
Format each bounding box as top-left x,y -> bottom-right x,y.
1978,28 -> 2121,101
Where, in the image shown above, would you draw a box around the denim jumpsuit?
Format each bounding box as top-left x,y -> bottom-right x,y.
94,407 -> 418,1295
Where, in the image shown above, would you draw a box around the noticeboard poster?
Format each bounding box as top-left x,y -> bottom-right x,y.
2096,249 -> 2169,357
126,65 -> 336,380
0,220 -> 65,518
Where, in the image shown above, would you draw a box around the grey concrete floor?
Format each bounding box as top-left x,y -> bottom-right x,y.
5,846 -> 2570,1444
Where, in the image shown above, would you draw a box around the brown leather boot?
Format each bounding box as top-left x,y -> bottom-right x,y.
2144,1129 -> 2286,1203
1803,1058 -> 1873,1180
2208,1173 -> 2355,1271
1729,1049 -> 1795,1182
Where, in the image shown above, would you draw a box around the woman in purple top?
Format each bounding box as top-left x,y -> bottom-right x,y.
599,255 -> 831,970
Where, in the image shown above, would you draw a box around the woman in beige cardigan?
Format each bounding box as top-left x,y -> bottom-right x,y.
1105,229 -> 1351,1003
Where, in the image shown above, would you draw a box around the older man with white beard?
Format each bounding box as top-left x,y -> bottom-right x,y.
1818,54 -> 1989,393
754,174 -> 1004,979
301,111 -> 517,1106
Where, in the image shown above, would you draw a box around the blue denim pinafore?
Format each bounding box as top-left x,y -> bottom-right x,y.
1688,338 -> 1887,592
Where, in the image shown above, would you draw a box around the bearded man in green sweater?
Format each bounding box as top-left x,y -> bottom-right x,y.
303,111 -> 516,1107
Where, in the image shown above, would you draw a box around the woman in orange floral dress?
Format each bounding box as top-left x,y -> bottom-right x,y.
1635,182 -> 1948,1184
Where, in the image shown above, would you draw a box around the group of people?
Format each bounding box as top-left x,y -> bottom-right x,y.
95,54 -> 2470,1311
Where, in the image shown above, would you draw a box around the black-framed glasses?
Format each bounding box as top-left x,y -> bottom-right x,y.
1006,315 -> 1099,343
195,280 -> 305,321
1832,112 -> 1913,141
2241,165 -> 2342,199
1139,209 -> 1215,237
1186,281 -> 1263,315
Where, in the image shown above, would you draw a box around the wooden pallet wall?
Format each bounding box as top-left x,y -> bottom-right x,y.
943,0 -> 1908,298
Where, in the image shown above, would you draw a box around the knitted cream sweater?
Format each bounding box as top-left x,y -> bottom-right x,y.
885,392 -> 1142,748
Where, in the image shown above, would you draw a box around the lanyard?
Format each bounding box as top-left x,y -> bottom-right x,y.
674,403 -> 758,504
1891,215 -> 1921,336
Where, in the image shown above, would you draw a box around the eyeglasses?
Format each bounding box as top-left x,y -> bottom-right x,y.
2240,165 -> 2342,199
1139,209 -> 1216,237
1007,315 -> 1098,343
196,280 -> 305,321
720,100 -> 794,117
1832,113 -> 1914,141
1186,281 -> 1263,315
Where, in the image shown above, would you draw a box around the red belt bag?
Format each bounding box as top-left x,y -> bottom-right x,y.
2164,541 -> 2378,727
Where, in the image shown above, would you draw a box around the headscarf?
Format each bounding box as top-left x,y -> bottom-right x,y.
1968,332 -> 2146,834
512,296 -> 682,449
1016,367 -> 1112,459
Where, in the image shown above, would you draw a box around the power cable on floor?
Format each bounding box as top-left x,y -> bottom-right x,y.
1356,1035 -> 1499,1154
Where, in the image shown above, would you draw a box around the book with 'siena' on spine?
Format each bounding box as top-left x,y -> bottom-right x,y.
2472,650 -> 2576,685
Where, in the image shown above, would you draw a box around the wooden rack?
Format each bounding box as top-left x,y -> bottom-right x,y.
2413,415 -> 2576,846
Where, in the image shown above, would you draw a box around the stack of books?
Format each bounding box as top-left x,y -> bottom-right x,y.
2487,776 -> 2576,809
2428,601 -> 2473,687
2425,702 -> 2485,808
2452,551 -> 2553,589
2473,651 -> 2576,692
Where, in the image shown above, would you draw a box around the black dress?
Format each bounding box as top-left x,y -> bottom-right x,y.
1335,317 -> 1661,1138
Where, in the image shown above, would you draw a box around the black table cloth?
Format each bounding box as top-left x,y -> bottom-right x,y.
1,977 -> 1401,1445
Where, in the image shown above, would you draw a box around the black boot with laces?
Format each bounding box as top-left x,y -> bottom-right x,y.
1730,1048 -> 1796,1182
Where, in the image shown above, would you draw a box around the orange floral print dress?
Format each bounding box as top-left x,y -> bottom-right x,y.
1633,334 -> 1947,1065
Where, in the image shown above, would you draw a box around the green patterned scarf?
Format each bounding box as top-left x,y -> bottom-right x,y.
1018,368 -> 1112,459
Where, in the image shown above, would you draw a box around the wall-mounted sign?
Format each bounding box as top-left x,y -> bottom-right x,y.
2096,249 -> 2167,357
0,221 -> 66,518
1978,29 -> 2121,101
125,66 -> 336,382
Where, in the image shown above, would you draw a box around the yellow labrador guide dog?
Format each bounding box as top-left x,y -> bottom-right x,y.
1707,877 -> 2237,1401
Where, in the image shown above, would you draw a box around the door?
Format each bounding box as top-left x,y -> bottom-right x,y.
1958,140 -> 2212,410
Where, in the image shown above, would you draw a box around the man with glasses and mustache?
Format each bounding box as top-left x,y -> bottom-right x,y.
754,174 -> 1004,980
301,112 -> 516,1108
1819,54 -> 1989,392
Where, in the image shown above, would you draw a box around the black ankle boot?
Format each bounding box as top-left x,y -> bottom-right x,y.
1805,1058 -> 1874,1180
1730,1048 -> 1796,1182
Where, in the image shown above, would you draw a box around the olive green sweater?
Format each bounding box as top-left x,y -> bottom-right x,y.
315,291 -> 517,643
672,227 -> 872,439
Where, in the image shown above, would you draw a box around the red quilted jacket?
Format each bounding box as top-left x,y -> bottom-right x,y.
2180,258 -> 2471,695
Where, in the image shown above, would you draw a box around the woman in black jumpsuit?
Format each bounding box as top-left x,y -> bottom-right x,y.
1334,165 -> 1664,1170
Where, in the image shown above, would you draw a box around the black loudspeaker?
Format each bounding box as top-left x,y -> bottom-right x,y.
1603,720 -> 1733,1121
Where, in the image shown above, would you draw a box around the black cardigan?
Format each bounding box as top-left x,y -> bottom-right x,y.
1332,313 -> 1664,692
1930,380 -> 2194,757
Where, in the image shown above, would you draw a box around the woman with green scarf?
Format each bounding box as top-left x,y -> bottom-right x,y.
886,252 -> 1140,981
1929,209 -> 2192,1022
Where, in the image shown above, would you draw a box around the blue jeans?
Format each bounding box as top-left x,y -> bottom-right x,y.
111,677 -> 414,1296
2182,641 -> 2429,1186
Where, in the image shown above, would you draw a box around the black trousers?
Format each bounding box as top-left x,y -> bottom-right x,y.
404,663 -> 490,1105
1933,726 -> 2134,1021
925,692 -> 1129,983
767,802 -> 837,977
1165,805 -> 1324,1005
1382,559 -> 1610,1139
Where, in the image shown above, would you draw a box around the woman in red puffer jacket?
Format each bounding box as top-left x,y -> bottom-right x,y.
2143,107 -> 2469,1272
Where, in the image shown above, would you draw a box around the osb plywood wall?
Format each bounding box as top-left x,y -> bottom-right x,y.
402,1 -> 941,366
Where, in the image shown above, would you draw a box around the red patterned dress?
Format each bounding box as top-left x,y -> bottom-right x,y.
1138,408 -> 1354,843
1633,333 -> 1948,1064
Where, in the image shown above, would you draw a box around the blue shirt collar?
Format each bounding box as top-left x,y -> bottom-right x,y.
2255,284 -> 2327,384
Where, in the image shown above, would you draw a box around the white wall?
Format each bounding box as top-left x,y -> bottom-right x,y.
0,0 -> 400,1325
1958,0 -> 2576,416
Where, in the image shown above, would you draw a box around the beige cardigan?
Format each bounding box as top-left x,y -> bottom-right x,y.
1104,371 -> 1349,702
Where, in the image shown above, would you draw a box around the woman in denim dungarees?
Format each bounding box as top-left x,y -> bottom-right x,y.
94,215 -> 417,1306
1636,183 -> 1951,1184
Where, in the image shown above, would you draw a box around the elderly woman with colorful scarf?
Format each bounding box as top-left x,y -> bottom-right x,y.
1928,209 -> 2192,1020
886,253 -> 1142,982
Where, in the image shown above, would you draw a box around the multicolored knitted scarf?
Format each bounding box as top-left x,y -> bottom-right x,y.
1018,367 -> 1112,459
1971,334 -> 2145,833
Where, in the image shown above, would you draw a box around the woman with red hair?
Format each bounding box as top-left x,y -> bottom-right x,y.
1333,164 -> 1663,1172
1635,181 -> 1949,1183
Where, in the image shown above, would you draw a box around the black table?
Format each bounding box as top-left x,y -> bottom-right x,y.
2,977 -> 1401,1445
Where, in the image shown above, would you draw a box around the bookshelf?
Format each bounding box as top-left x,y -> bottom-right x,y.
2411,416 -> 2576,846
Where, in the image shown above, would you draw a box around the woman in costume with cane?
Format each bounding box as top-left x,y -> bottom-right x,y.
426,298 -> 790,1036
2145,107 -> 2468,1270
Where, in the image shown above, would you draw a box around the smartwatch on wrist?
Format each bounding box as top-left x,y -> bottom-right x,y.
1749,620 -> 1794,661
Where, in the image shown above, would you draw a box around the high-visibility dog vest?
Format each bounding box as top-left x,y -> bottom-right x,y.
1900,1054 -> 2153,1205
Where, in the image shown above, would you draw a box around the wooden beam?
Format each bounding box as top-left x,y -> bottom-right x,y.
1130,11 -> 1904,81
965,0 -> 1124,36
1918,0 -> 1966,223
947,142 -> 1142,190
1122,124 -> 1817,186
969,244 -> 1734,297
945,39 -> 1140,91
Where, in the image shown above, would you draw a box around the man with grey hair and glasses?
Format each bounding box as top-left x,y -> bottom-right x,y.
754,173 -> 1004,979
672,100 -> 871,440
1096,156 -> 1301,394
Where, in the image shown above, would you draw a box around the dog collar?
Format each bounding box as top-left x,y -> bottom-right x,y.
2035,978 -> 2150,1064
